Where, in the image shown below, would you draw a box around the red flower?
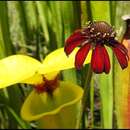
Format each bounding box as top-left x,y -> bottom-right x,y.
64,21 -> 129,74
34,76 -> 59,94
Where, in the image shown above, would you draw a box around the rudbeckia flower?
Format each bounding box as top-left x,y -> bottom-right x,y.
0,48 -> 91,128
64,21 -> 129,74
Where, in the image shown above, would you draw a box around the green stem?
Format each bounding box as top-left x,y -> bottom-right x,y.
81,64 -> 93,129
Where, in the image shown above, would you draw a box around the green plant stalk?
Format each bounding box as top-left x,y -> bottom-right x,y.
80,64 -> 93,129
109,1 -> 116,128
82,64 -> 93,113
80,2 -> 93,128
90,78 -> 94,128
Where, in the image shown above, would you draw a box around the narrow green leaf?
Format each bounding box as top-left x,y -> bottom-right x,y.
5,105 -> 30,129
8,1 -> 27,50
21,1 -> 38,31
60,1 -> 81,84
36,1 -> 50,43
0,1 -> 15,56
48,1 -> 63,48
14,1 -> 29,43
0,2 -> 24,128
80,1 -> 89,26
90,1 -> 113,128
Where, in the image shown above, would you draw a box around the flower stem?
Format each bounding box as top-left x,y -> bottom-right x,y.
81,64 -> 93,128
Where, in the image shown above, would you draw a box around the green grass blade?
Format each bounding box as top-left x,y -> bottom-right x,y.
8,2 -> 27,50
60,1 -> 81,84
80,1 -> 90,26
14,2 -> 29,43
21,1 -> 38,31
5,105 -> 30,129
90,1 -> 113,128
0,1 -> 15,56
0,2 -> 25,128
48,1 -> 63,48
36,1 -> 50,43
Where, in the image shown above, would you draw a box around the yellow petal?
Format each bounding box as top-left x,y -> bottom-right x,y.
21,73 -> 43,85
0,55 -> 41,88
38,47 -> 91,74
21,71 -> 59,85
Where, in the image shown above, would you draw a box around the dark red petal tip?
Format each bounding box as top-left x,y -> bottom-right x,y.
110,39 -> 129,60
113,47 -> 128,69
117,43 -> 129,60
64,40 -> 82,56
116,41 -> 128,55
64,30 -> 85,55
91,44 -> 104,74
66,30 -> 82,43
75,43 -> 91,70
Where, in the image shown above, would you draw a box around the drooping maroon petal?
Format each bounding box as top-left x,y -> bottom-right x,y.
117,43 -> 128,54
116,43 -> 129,60
101,46 -> 110,74
110,39 -> 129,60
75,43 -> 91,69
91,44 -> 104,74
122,38 -> 130,58
64,30 -> 86,55
113,47 -> 128,69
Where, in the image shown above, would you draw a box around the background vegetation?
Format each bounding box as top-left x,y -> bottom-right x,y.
0,1 -> 130,129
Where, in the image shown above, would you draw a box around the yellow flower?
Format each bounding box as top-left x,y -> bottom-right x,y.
0,47 -> 91,128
